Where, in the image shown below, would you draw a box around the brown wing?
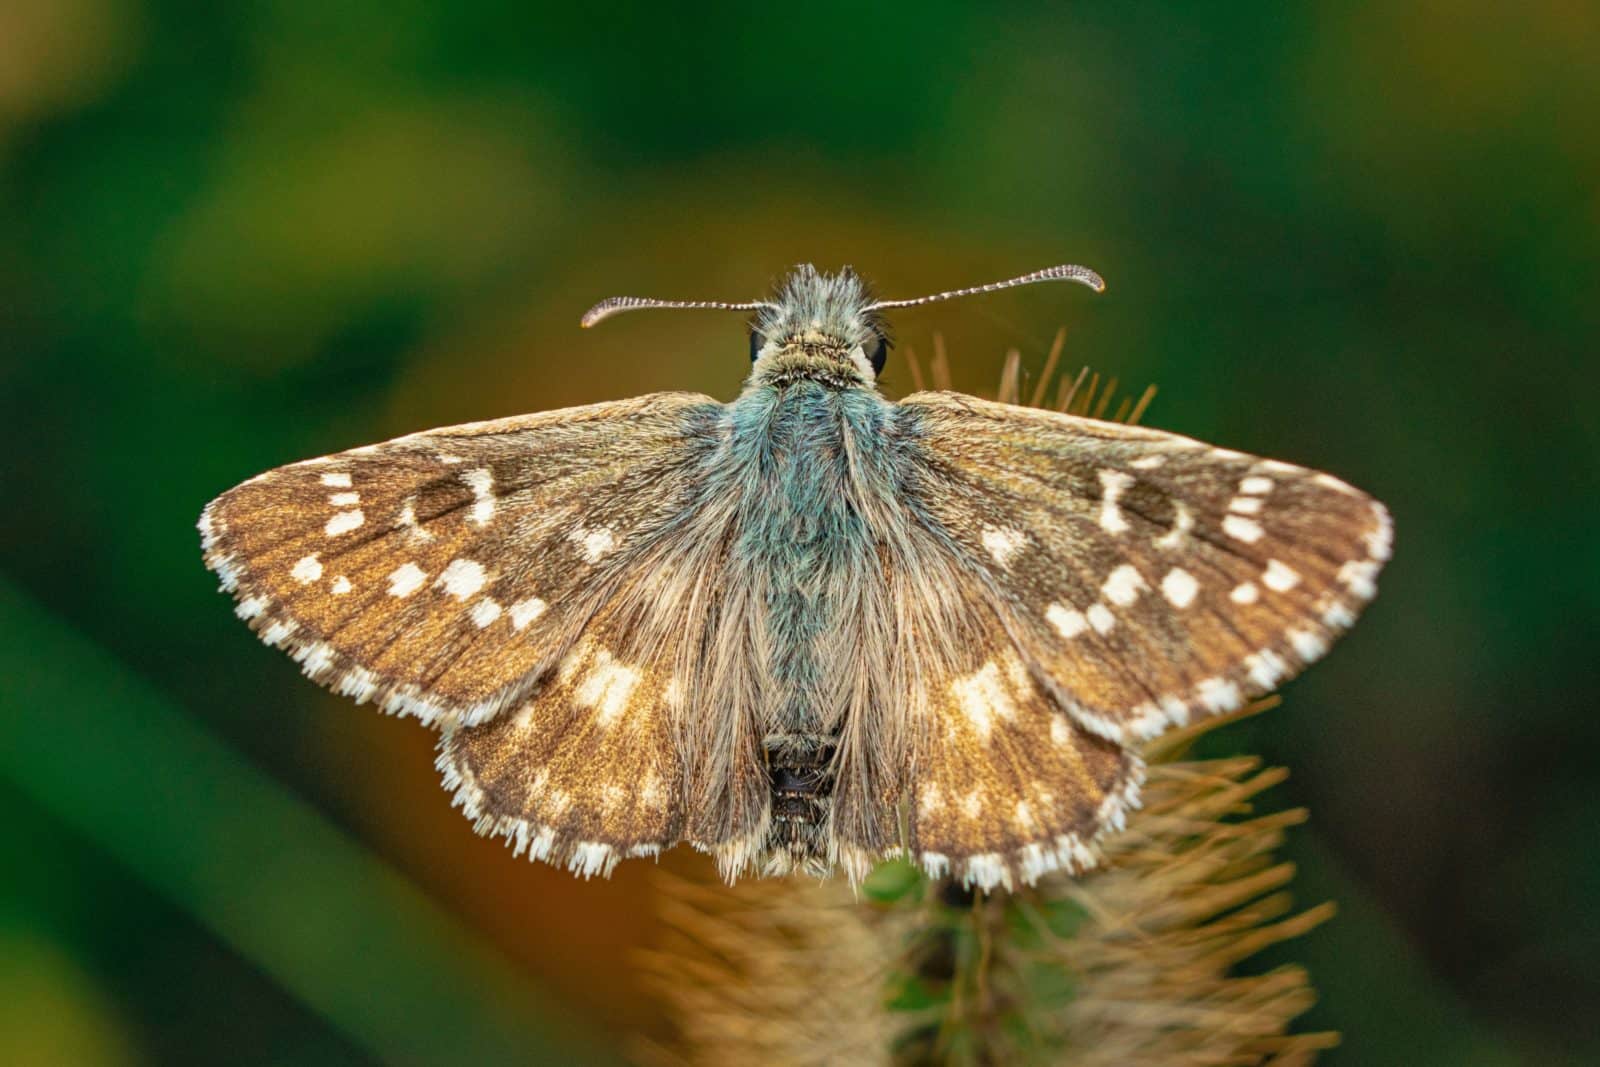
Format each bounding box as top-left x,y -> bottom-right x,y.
436,576 -> 697,876
896,391 -> 1392,745
885,536 -> 1144,890
198,392 -> 725,728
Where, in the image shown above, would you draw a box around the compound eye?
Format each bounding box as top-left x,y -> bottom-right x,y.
865,333 -> 889,375
749,331 -> 765,362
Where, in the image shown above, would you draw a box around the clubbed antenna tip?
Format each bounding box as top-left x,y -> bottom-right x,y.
868,264 -> 1106,312
580,295 -> 771,329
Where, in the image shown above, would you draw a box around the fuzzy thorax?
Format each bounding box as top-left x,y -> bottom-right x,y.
752,347 -> 874,390
751,265 -> 885,386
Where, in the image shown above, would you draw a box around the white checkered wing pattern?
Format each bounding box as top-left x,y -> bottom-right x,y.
198,393 -> 724,730
897,391 -> 1392,745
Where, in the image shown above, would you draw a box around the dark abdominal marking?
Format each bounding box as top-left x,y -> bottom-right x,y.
766,737 -> 837,843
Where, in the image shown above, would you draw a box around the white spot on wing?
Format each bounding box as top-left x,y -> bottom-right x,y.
600,784 -> 628,817
1289,628 -> 1328,661
387,562 -> 427,597
291,554 -> 323,584
951,661 -> 1018,742
1339,559 -> 1380,599
1087,604 -> 1115,634
508,597 -> 547,630
639,773 -> 667,812
1197,676 -> 1242,712
1240,475 -> 1274,495
1231,582 -> 1259,604
320,472 -> 352,488
470,598 -> 502,628
397,497 -> 435,543
961,790 -> 984,820
574,650 -> 641,728
1102,564 -> 1146,607
1013,801 -> 1034,830
1050,716 -> 1071,745
569,842 -> 616,879
1122,703 -> 1159,737
1098,469 -> 1134,534
325,510 -> 365,536
1228,495 -> 1264,514
1046,603 -> 1087,639
1130,454 -> 1166,469
1366,503 -> 1394,561
261,619 -> 298,646
212,556 -> 241,591
1161,567 -> 1199,608
1155,502 -> 1194,549
298,641 -> 335,676
462,468 -> 495,525
570,527 -> 618,563
436,559 -> 486,600
1323,600 -> 1357,628
328,491 -> 360,507
1222,514 -> 1263,543
330,576 -> 352,595
1245,649 -> 1290,689
981,525 -> 1027,568
1263,559 -> 1301,592
963,854 -> 1010,891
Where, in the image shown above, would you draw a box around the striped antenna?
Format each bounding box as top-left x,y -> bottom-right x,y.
581,295 -> 774,329
867,264 -> 1105,312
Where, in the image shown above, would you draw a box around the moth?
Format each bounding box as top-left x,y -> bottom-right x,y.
199,264 -> 1391,891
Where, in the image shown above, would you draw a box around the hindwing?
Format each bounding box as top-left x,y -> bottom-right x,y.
875,529 -> 1144,890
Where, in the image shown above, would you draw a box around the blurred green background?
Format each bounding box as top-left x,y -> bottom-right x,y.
1,2 -> 1594,1063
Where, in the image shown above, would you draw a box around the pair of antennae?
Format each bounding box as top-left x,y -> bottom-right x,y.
579,263 -> 1105,329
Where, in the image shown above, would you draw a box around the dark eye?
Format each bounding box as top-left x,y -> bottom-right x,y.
749,331 -> 764,362
865,333 -> 889,375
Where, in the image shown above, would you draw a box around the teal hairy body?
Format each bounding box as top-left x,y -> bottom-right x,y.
718,368 -> 902,872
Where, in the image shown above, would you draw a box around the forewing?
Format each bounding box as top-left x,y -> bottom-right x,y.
198,392 -> 725,727
897,391 -> 1392,744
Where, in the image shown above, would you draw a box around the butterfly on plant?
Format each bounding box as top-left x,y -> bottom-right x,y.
198,263 -> 1391,891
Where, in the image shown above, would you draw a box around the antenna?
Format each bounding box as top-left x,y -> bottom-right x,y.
581,295 -> 775,329
580,263 -> 1104,328
867,264 -> 1105,312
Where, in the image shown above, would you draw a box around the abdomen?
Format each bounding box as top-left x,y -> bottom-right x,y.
732,382 -> 886,873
